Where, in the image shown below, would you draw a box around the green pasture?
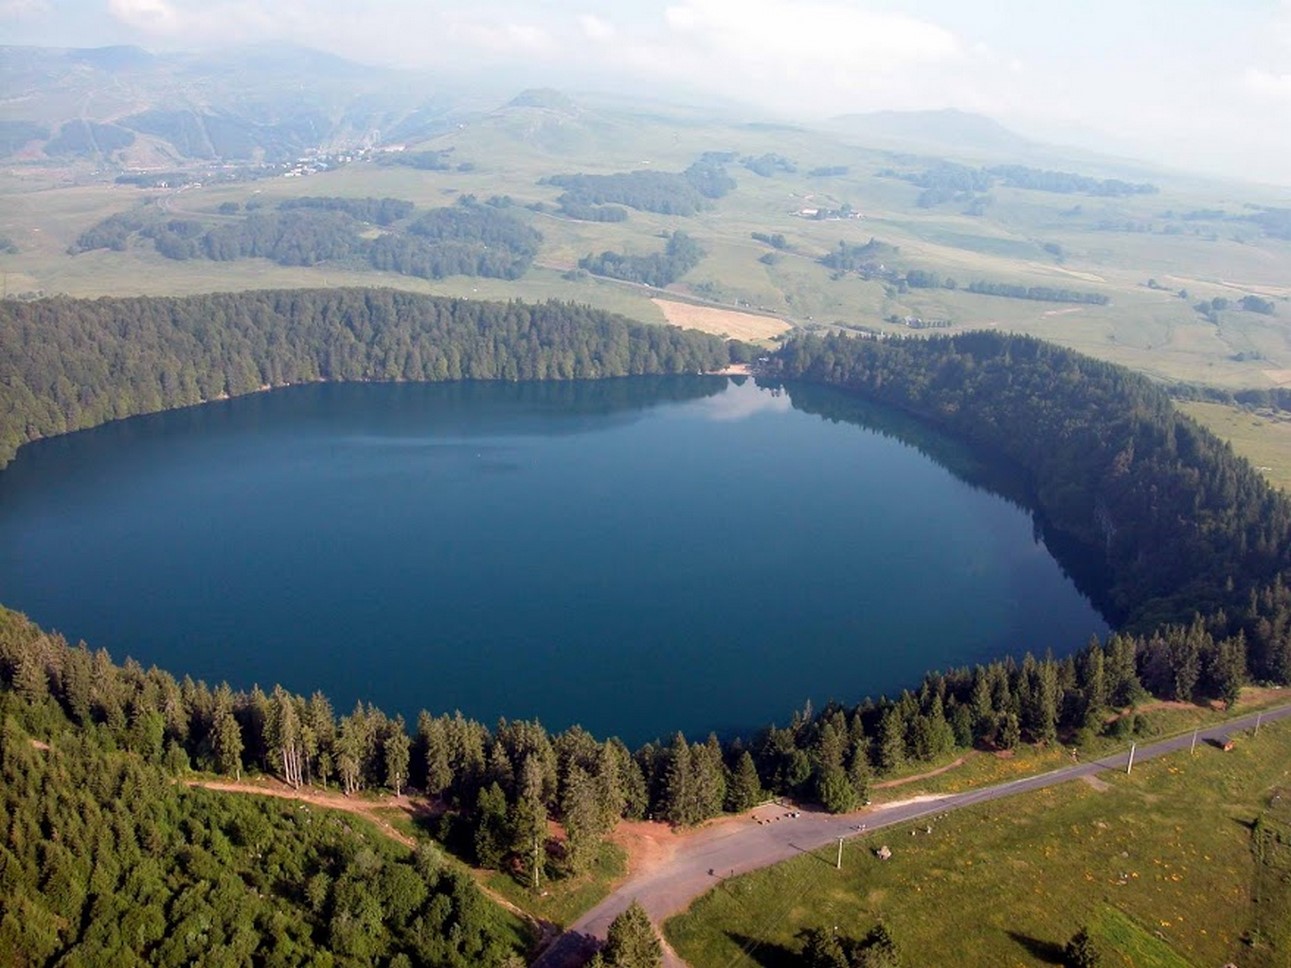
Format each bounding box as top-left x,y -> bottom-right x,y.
666,716 -> 1291,968
482,840 -> 629,931
1181,402 -> 1291,492
3,99 -> 1290,392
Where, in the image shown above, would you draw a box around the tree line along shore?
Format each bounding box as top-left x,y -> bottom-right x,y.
3,291 -> 1291,964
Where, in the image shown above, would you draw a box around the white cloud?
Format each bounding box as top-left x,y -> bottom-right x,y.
445,18 -> 555,56
107,0 -> 280,38
108,0 -> 177,30
1245,67 -> 1291,100
22,0 -> 1276,184
578,13 -> 615,42
579,0 -> 975,117
661,0 -> 959,70
101,0 -> 556,66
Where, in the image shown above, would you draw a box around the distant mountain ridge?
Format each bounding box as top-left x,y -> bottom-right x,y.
0,43 -> 471,164
826,108 -> 1035,157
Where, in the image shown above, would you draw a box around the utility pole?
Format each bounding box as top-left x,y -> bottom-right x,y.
1255,712 -> 1263,737
532,830 -> 540,890
1126,742 -> 1136,775
1190,728 -> 1199,755
837,836 -> 844,871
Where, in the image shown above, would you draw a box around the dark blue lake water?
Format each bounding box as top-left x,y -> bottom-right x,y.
0,377 -> 1107,744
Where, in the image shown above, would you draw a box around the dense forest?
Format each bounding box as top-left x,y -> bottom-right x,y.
5,312 -> 1291,961
986,164 -> 1157,197
578,232 -> 705,288
0,629 -> 527,966
1248,207 -> 1291,240
375,149 -> 458,171
774,332 -> 1291,640
819,238 -> 900,274
545,156 -> 736,218
70,196 -> 540,283
278,196 -> 415,226
887,161 -> 1157,208
740,153 -> 796,177
0,289 -> 735,469
964,280 -> 1110,305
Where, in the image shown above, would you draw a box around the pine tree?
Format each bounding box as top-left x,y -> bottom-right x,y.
601,901 -> 662,968
212,708 -> 243,780
561,763 -> 602,875
693,735 -> 727,820
1078,638 -> 1107,711
1105,634 -> 1141,706
726,751 -> 763,812
383,715 -> 410,795
473,782 -> 511,869
594,741 -> 627,827
267,685 -> 303,788
662,733 -> 694,826
814,722 -> 846,772
846,745 -> 872,803
305,691 -> 335,788
997,711 -> 1021,750
1208,633 -> 1247,709
511,756 -> 548,887
877,708 -> 906,774
421,714 -> 454,798
816,766 -> 858,814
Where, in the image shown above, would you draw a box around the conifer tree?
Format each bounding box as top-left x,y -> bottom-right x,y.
384,714 -> 411,795
600,901 -> 662,968
726,750 -> 764,812
663,733 -> 694,826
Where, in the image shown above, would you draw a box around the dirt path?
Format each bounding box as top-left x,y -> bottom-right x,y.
186,777 -> 434,847
189,702 -> 1291,968
873,754 -> 968,789
185,778 -> 554,946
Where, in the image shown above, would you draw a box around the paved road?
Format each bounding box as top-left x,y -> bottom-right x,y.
532,702 -> 1291,968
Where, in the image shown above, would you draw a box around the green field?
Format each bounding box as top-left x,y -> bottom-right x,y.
4,97 -> 1290,391
1181,401 -> 1291,492
665,716 -> 1291,968
482,841 -> 628,931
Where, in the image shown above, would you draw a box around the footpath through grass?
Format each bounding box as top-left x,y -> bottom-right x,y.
666,717 -> 1291,968
377,805 -> 628,930
481,840 -> 628,929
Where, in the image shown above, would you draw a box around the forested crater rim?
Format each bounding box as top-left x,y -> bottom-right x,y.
3,291 -> 1291,735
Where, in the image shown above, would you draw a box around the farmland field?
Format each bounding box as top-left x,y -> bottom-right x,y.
650,298 -> 791,340
4,96 -> 1290,393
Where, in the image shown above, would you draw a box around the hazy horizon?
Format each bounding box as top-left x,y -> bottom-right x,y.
3,1 -> 1291,187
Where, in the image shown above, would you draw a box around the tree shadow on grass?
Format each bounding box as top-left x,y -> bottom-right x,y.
1006,930 -> 1066,965
725,932 -> 798,968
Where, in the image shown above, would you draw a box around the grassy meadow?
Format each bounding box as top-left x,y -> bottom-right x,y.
1180,401 -> 1291,492
665,716 -> 1291,968
3,98 -> 1289,391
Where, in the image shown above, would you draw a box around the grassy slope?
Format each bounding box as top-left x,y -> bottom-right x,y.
666,715 -> 1291,968
1180,401 -> 1291,492
3,102 -> 1289,387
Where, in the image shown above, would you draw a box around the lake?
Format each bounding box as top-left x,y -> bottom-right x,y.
0,376 -> 1107,744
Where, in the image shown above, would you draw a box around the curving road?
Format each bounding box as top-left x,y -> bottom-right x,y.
531,702 -> 1291,968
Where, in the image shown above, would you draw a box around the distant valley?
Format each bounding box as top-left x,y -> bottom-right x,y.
2,43 -> 1288,403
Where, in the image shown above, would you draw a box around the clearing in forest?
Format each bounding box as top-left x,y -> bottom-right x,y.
651,298 -> 791,341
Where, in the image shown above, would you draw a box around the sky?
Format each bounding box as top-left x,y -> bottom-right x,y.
4,0 -> 1291,185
